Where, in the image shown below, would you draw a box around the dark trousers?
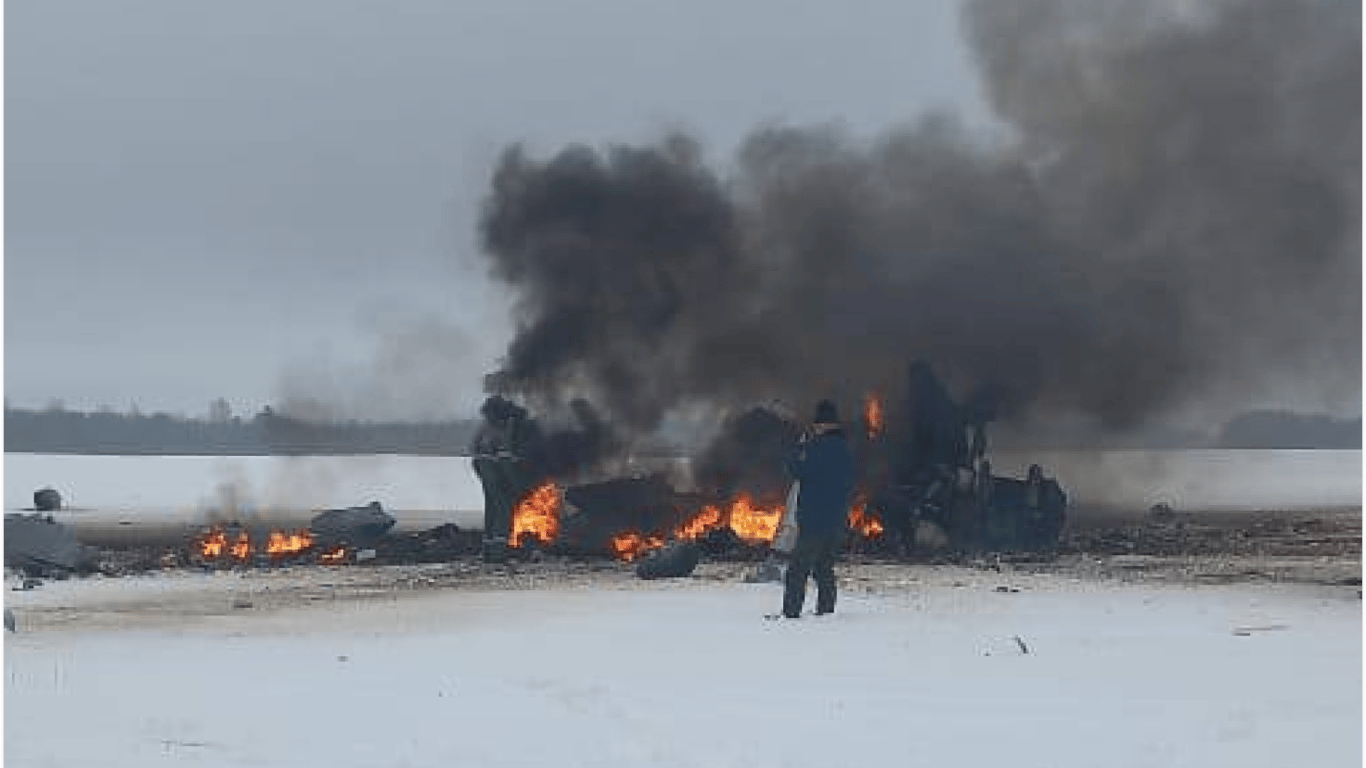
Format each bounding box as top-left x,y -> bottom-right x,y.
473,457 -> 523,561
782,530 -> 845,617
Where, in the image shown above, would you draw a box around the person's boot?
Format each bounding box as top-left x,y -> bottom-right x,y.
815,584 -> 836,615
782,569 -> 806,618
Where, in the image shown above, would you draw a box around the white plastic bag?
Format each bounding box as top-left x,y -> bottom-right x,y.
772,481 -> 800,554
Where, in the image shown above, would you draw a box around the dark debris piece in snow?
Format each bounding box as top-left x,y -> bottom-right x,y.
635,542 -> 700,579
5,512 -> 89,575
33,487 -> 62,512
309,502 -> 396,549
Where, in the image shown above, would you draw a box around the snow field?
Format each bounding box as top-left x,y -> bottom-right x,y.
5,570 -> 1360,768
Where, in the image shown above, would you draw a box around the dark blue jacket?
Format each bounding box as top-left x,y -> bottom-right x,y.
786,428 -> 857,536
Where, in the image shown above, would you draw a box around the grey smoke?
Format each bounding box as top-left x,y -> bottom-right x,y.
475,0 -> 1360,446
276,313 -> 490,423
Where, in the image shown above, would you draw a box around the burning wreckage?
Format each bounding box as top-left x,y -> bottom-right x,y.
8,364 -> 1064,579
188,502 -> 398,567
473,362 -> 1068,573
5,500 -> 405,578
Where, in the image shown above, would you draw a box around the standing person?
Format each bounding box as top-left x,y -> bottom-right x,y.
470,396 -> 535,564
780,399 -> 857,618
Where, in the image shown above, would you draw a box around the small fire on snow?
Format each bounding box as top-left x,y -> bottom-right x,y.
194,526 -> 342,564
229,531 -> 251,560
199,528 -> 228,558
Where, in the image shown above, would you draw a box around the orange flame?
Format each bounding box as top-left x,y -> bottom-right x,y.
610,532 -> 666,562
511,482 -> 561,548
864,393 -> 884,440
197,526 -> 329,563
849,502 -> 885,539
229,531 -> 252,561
727,494 -> 784,544
266,529 -> 315,557
319,546 -> 347,565
197,527 -> 228,558
675,505 -> 723,541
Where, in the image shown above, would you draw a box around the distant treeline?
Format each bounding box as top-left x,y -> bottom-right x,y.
2,404 -> 1359,455
3,405 -> 480,456
1216,410 -> 1362,450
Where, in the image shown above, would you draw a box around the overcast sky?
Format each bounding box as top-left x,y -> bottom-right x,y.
5,0 -> 988,420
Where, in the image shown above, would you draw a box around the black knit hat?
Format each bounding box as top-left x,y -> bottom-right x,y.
813,399 -> 840,424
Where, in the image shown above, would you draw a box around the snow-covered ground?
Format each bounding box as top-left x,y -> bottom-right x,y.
6,451 -> 1361,525
3,454 -> 488,529
5,566 -> 1360,768
5,451 -> 1360,765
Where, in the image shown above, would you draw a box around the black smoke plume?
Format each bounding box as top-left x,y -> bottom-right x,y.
474,394 -> 620,481
691,407 -> 803,499
475,0 -> 1360,461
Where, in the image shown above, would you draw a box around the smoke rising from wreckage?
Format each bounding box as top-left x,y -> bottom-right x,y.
7,0 -> 1359,585
456,0 -> 1359,566
474,0 -> 1359,462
